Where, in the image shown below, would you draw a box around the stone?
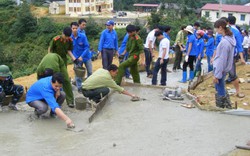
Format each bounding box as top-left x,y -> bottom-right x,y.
247,79 -> 250,83
239,78 -> 245,83
200,87 -> 206,91
226,87 -> 231,90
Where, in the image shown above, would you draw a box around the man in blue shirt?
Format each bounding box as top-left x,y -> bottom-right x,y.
71,22 -> 92,93
98,20 -> 118,69
227,16 -> 245,98
26,73 -> 75,128
78,18 -> 87,35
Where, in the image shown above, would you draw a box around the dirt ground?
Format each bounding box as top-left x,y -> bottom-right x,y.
190,64 -> 250,110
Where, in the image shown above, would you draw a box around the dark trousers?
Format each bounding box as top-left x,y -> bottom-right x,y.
227,58 -> 238,82
102,49 -> 114,69
28,91 -> 65,115
173,46 -> 183,69
152,58 -> 169,85
243,48 -> 248,62
82,87 -> 110,103
183,55 -> 196,71
0,85 -> 24,105
144,48 -> 152,76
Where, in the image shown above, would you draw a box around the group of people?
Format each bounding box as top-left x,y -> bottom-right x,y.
0,16 -> 249,128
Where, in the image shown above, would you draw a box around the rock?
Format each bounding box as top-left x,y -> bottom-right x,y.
247,79 -> 250,83
246,74 -> 250,77
113,143 -> 116,147
239,78 -> 245,83
243,102 -> 248,106
200,87 -> 206,91
226,87 -> 231,90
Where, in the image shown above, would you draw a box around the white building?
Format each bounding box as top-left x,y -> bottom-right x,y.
65,0 -> 113,16
201,3 -> 250,25
49,1 -> 65,14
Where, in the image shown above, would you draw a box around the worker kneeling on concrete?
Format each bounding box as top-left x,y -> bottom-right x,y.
37,53 -> 75,108
82,64 -> 138,103
0,65 -> 24,111
26,73 -> 75,128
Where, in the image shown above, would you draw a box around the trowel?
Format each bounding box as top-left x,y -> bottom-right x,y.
66,124 -> 84,132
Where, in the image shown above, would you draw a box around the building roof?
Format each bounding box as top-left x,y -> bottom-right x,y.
53,1 -> 65,5
201,3 -> 250,13
133,3 -> 159,7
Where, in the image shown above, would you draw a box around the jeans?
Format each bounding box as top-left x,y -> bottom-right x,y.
144,48 -> 152,76
74,59 -> 92,90
102,49 -> 115,69
28,91 -> 65,115
215,74 -> 226,96
207,55 -> 213,72
195,57 -> 202,72
152,58 -> 169,85
82,87 -> 110,103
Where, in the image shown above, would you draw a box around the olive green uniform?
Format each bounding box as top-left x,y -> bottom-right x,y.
49,35 -> 73,66
115,34 -> 144,85
37,53 -> 74,105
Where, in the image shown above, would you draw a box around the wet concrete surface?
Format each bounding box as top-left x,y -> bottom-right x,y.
1,61 -> 250,156
1,86 -> 250,156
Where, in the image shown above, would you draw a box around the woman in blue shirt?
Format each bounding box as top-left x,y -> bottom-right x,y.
194,30 -> 205,77
179,25 -> 198,83
204,30 -> 215,72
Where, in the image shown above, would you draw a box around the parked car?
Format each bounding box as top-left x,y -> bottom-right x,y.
117,11 -> 127,17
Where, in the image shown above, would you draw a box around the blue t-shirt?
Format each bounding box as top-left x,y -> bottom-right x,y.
118,33 -> 129,57
71,33 -> 91,63
196,38 -> 205,58
214,33 -> 222,49
205,36 -> 215,57
230,27 -> 243,55
26,76 -> 60,112
98,29 -> 118,51
186,34 -> 197,56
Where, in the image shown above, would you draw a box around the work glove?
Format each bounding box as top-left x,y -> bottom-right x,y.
185,55 -> 189,62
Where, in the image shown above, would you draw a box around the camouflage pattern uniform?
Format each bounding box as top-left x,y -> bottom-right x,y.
0,65 -> 24,109
115,34 -> 144,85
49,36 -> 73,66
36,53 -> 74,106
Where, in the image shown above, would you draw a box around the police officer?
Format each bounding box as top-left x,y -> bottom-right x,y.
37,53 -> 75,108
115,25 -> 145,85
0,65 -> 24,111
48,27 -> 77,66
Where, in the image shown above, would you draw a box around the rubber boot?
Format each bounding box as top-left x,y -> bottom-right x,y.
215,94 -> 226,108
187,71 -> 194,81
179,71 -> 187,83
225,92 -> 232,109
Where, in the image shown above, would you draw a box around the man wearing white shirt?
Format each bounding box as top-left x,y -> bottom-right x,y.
144,26 -> 159,78
152,31 -> 170,86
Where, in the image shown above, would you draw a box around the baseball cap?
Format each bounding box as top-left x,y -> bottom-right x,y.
105,20 -> 115,26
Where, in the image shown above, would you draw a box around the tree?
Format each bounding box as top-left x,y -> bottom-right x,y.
9,2 -> 37,41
